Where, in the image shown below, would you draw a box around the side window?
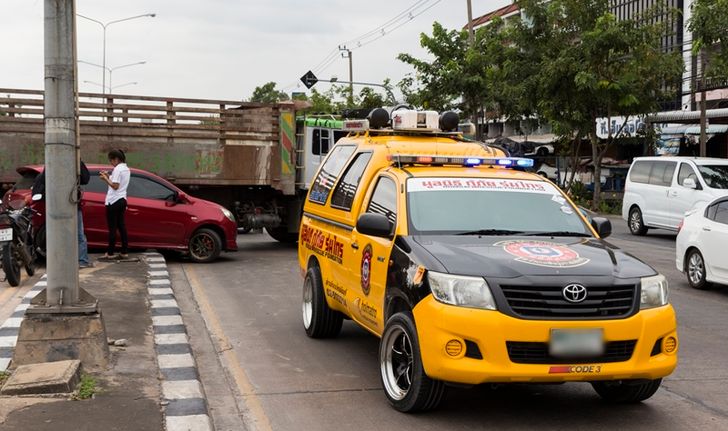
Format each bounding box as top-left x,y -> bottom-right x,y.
333,130 -> 347,144
320,129 -> 330,155
330,153 -> 372,211
706,203 -> 718,221
309,145 -> 356,204
629,161 -> 651,184
84,173 -> 108,193
715,202 -> 728,225
648,161 -> 676,186
127,176 -> 176,200
312,129 -> 321,155
677,163 -> 698,187
367,177 -> 398,225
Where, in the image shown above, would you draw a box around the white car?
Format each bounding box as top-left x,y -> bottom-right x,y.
676,197 -> 728,289
623,157 -> 728,235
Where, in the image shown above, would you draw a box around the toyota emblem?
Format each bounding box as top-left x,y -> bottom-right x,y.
562,284 -> 588,303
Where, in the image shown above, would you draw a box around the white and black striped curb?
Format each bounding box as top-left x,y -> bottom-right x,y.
0,274 -> 47,372
144,252 -> 212,431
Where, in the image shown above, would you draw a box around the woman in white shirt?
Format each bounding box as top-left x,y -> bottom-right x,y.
100,149 -> 130,259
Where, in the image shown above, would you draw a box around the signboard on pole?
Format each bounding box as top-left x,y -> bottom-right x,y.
300,70 -> 318,89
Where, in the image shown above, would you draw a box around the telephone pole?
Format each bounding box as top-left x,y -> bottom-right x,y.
339,46 -> 354,106
467,0 -> 474,46
44,0 -> 79,305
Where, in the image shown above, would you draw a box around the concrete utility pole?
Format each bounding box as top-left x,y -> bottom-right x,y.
339,46 -> 354,105
44,0 -> 79,305
699,54 -> 708,157
467,0 -> 475,47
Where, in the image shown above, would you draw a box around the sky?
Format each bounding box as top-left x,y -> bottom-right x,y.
0,0 -> 511,102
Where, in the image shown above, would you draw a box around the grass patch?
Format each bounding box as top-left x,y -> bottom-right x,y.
73,374 -> 98,400
0,371 -> 10,385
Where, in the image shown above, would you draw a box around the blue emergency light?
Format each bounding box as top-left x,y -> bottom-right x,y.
389,155 -> 535,169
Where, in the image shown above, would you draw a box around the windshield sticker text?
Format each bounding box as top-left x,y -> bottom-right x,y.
409,178 -> 555,194
495,240 -> 590,268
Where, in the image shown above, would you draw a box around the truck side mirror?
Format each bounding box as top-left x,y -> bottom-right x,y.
591,217 -> 612,239
356,213 -> 393,239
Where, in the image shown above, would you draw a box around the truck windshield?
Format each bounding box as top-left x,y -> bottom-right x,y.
697,165 -> 728,189
407,177 -> 590,236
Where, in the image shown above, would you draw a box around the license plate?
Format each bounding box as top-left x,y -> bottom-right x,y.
549,328 -> 604,358
0,228 -> 11,242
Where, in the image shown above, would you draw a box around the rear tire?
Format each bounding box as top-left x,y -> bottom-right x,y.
2,243 -> 21,287
35,225 -> 46,260
302,265 -> 343,338
591,379 -> 662,403
188,228 -> 222,263
266,226 -> 298,244
380,311 -> 445,412
685,249 -> 709,290
628,207 -> 648,236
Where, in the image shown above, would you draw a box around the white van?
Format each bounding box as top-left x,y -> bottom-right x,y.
622,157 -> 728,235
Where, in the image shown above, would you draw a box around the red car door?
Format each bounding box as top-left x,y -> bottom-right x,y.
81,171 -> 111,247
124,174 -> 188,248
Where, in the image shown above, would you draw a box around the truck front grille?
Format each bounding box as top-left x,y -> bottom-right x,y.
506,340 -> 637,364
499,284 -> 636,319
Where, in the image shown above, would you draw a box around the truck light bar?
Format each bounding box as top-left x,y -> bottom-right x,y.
388,155 -> 534,168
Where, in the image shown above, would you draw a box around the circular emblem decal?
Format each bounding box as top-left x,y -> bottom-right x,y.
495,240 -> 590,268
562,284 -> 588,303
360,244 -> 373,295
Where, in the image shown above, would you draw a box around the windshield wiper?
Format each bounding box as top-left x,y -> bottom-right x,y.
526,231 -> 591,237
457,229 -> 525,236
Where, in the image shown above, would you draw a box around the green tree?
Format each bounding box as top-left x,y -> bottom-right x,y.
249,82 -> 290,103
515,0 -> 683,209
689,0 -> 728,81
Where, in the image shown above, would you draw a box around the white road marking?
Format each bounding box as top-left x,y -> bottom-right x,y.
165,415 -> 212,431
151,299 -> 179,309
1,318 -> 23,328
162,380 -> 204,399
0,336 -> 17,347
150,279 -> 171,286
152,315 -> 184,326
0,358 -> 10,371
155,333 -> 189,345
158,353 -> 195,369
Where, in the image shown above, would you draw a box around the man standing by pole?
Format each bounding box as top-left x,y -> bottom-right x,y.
13,0 -> 109,370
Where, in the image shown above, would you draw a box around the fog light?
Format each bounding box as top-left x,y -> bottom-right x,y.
445,339 -> 463,357
663,336 -> 678,354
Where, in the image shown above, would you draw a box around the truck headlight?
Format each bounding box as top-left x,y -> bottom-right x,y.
428,271 -> 496,310
640,274 -> 669,309
220,207 -> 236,223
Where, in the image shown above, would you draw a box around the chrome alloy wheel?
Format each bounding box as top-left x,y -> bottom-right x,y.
629,210 -> 642,233
688,252 -> 705,285
381,325 -> 414,401
302,276 -> 313,329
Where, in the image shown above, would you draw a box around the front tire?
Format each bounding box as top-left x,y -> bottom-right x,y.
2,243 -> 21,287
591,379 -> 662,403
188,228 -> 222,263
686,249 -> 709,290
302,266 -> 342,338
380,311 -> 445,412
628,207 -> 648,236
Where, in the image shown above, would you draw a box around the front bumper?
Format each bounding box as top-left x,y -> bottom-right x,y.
413,295 -> 678,384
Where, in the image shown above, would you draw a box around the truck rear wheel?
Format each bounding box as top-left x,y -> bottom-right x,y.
302,266 -> 342,338
266,226 -> 298,244
591,379 -> 662,403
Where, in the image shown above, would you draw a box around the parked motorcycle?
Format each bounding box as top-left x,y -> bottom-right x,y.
0,196 -> 37,287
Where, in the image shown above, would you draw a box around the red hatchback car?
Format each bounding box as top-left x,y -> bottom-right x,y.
3,165 -> 237,262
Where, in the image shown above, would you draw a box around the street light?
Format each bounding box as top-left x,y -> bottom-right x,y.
77,13 -> 155,95
78,60 -> 146,93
